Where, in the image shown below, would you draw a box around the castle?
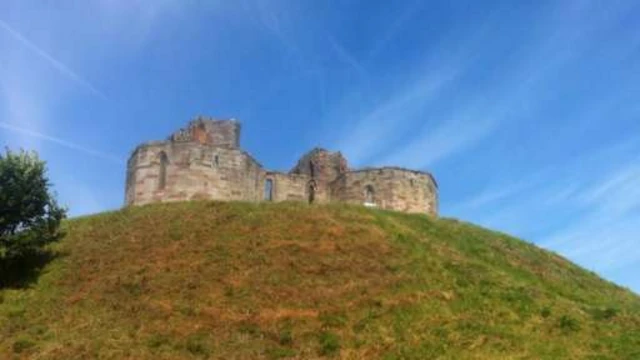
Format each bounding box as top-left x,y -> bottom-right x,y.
125,117 -> 439,216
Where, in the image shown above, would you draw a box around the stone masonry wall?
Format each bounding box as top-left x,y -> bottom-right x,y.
262,172 -> 310,203
290,148 -> 348,203
126,118 -> 438,216
331,168 -> 438,216
170,117 -> 241,149
126,141 -> 262,206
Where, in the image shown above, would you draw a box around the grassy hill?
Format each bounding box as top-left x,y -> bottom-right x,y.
1,201 -> 639,359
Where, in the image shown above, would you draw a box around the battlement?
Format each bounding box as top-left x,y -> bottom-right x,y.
125,117 -> 438,216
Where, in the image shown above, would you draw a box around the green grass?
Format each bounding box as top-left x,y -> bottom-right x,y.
1,201 -> 639,359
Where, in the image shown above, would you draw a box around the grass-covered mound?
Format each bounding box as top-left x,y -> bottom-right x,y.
1,201 -> 638,359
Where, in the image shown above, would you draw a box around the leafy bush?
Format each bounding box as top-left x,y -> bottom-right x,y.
184,334 -> 210,357
0,149 -> 66,261
592,306 -> 618,321
318,331 -> 340,356
12,337 -> 35,354
558,315 -> 580,332
278,328 -> 293,345
147,333 -> 171,349
540,306 -> 552,318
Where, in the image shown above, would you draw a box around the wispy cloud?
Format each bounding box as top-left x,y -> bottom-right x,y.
542,161 -> 640,256
332,68 -> 460,165
448,138 -> 640,274
0,121 -> 122,164
377,108 -> 499,169
576,165 -> 640,215
333,1 -> 637,170
243,0 -> 306,64
326,6 -> 508,167
0,19 -> 107,99
366,0 -> 424,61
326,34 -> 368,78
449,176 -> 543,214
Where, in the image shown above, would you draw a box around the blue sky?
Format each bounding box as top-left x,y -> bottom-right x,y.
1,1 -> 639,292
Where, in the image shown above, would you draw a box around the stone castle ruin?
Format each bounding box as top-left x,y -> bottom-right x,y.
125,117 -> 439,216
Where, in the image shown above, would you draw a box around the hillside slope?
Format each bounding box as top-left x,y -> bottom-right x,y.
1,201 -> 639,359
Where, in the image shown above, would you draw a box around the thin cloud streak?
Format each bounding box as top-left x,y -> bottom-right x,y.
378,112 -> 498,169
327,35 -> 368,78
330,5 -> 514,168
345,1 -> 636,171
542,162 -> 640,246
334,68 -> 459,165
451,145 -> 640,274
366,0 -> 424,61
544,214 -> 640,272
449,177 -> 543,214
0,19 -> 107,99
0,122 -> 122,164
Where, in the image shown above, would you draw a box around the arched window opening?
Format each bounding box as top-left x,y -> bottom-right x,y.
309,160 -> 315,178
364,185 -> 375,207
214,155 -> 219,167
308,180 -> 316,204
158,152 -> 169,190
264,179 -> 274,201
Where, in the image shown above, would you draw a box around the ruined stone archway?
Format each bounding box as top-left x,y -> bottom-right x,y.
364,185 -> 375,207
308,180 -> 317,204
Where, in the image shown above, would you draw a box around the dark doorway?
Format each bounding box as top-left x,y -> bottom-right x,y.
264,179 -> 274,201
158,152 -> 169,190
308,181 -> 316,204
364,185 -> 375,205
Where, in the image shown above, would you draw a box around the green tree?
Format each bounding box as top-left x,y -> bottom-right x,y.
0,149 -> 66,260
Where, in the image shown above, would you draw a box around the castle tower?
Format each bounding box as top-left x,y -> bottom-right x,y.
169,117 -> 241,148
290,148 -> 349,203
125,116 -> 262,206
